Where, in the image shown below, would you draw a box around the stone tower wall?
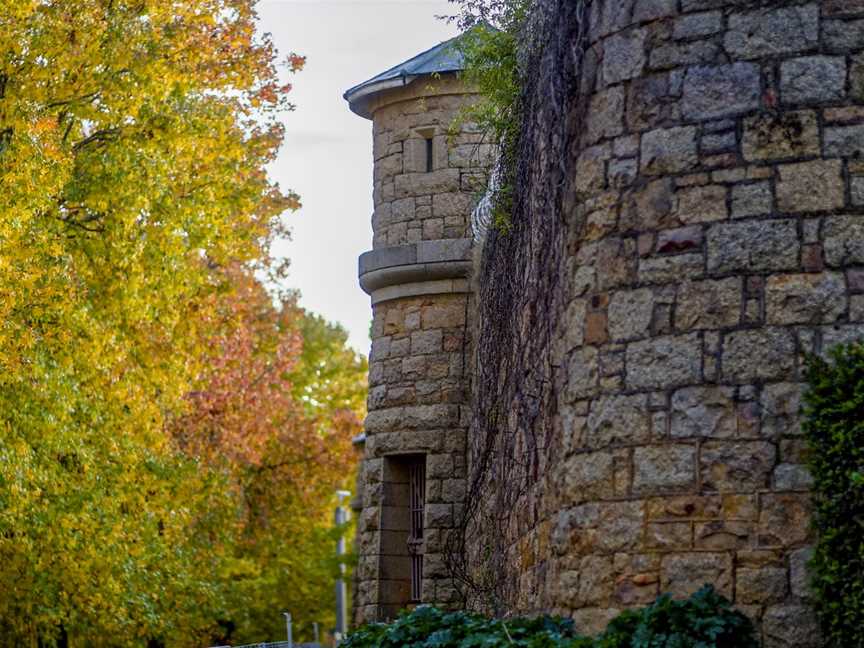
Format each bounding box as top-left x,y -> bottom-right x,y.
352,75 -> 490,623
465,1 -> 864,647
368,76 -> 490,248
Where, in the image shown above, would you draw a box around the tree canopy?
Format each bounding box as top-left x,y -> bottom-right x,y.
0,1 -> 365,645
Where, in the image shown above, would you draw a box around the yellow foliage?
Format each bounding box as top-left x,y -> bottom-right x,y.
0,1 -> 346,646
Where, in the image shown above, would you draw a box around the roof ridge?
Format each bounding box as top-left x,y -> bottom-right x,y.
343,33 -> 467,105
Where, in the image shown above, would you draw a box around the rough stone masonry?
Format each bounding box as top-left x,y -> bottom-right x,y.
345,1 -> 864,646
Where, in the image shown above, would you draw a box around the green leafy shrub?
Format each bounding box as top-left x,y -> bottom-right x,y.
804,341 -> 864,645
455,24 -> 519,231
449,2 -> 528,231
343,586 -> 758,647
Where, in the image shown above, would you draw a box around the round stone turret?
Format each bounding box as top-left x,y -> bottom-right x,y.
345,36 -> 490,623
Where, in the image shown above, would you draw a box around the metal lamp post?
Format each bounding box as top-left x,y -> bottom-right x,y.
334,489 -> 351,642
282,612 -> 293,647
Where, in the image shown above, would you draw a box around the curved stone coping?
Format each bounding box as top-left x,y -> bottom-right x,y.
358,239 -> 473,303
369,278 -> 470,305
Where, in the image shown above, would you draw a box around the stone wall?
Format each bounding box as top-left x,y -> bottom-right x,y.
352,75 -> 487,623
368,76 -> 493,248
466,1 -> 864,646
356,293 -> 471,620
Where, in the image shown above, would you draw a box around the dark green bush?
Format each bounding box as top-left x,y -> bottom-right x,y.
804,341 -> 864,646
343,586 -> 758,647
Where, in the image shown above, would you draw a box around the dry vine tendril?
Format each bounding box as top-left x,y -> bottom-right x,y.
444,0 -> 594,613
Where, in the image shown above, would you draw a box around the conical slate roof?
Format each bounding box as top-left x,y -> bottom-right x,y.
344,35 -> 465,117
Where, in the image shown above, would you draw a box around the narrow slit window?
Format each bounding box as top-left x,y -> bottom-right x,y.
408,458 -> 426,602
425,137 -> 434,173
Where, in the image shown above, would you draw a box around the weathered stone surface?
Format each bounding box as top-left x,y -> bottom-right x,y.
761,383 -> 803,437
701,130 -> 736,154
674,12 -> 723,39
722,329 -> 797,383
694,520 -> 753,550
586,86 -> 625,144
411,329 -> 443,354
562,452 -> 614,503
567,347 -> 600,400
700,441 -> 775,491
671,386 -> 737,439
707,220 -> 800,273
852,177 -> 864,206
758,494 -> 812,547
603,28 -> 647,85
633,445 -> 697,493
682,63 -> 761,120
824,216 -> 864,267
609,158 -> 637,189
596,237 -> 637,290
725,5 -> 819,59
822,324 -> 864,353
425,503 -> 453,527
626,74 -> 670,131
394,169 -> 461,197
575,144 -> 610,193
777,160 -> 845,213
639,254 -> 704,285
848,268 -> 864,294
621,178 -> 676,231
641,127 -> 698,175
632,0 -> 676,21
853,53 -> 864,101
824,17 -> 864,52
593,0 -> 635,37
626,334 -> 702,390
742,111 -> 820,161
586,394 -> 650,448
661,553 -> 732,599
570,607 -> 621,636
781,56 -> 847,105
575,555 -> 615,606
765,272 -> 846,325
774,463 -> 813,490
552,502 -> 644,555
421,299 -> 467,329
824,0 -> 864,15
585,305 -> 610,347
608,288 -> 653,341
676,184 -> 727,223
560,299 -> 587,353
650,41 -> 721,71
676,278 -> 741,331
432,192 -> 474,219
790,547 -> 814,599
731,181 -> 772,218
736,567 -> 788,604
449,139 -> 494,168
645,522 -> 692,550
824,124 -> 864,159
656,226 -> 703,255
763,604 -> 821,648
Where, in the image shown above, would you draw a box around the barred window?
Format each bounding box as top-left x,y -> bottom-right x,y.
408,458 -> 426,602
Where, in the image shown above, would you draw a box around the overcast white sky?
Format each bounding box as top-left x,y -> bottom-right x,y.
258,0 -> 459,353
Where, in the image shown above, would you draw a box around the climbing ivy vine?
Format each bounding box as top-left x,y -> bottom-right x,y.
803,341 -> 864,645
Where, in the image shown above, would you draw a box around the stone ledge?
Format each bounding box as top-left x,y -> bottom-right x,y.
358,239 -> 473,303
370,278 -> 470,305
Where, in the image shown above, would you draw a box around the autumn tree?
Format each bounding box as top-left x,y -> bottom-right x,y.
170,267 -> 366,644
0,1 -> 365,645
